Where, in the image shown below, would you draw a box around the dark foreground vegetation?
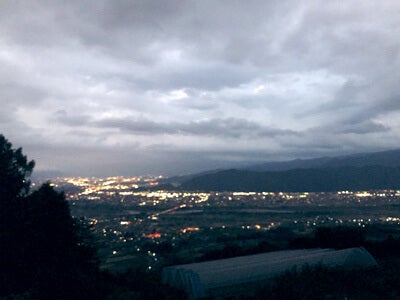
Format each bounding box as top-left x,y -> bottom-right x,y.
262,262 -> 400,300
0,135 -> 102,299
2,133 -> 400,299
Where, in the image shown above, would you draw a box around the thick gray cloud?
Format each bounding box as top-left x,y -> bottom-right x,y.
91,117 -> 298,138
1,0 -> 400,176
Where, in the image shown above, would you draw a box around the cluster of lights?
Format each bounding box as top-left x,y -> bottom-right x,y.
61,176 -> 162,199
145,233 -> 161,239
180,227 -> 200,233
384,217 -> 400,222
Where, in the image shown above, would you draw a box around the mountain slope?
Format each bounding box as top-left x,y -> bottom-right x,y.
180,165 -> 400,192
245,149 -> 400,172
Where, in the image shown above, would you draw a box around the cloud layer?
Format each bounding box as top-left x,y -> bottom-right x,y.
1,0 -> 400,176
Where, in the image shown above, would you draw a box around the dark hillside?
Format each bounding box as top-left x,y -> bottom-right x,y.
245,149 -> 400,172
181,165 -> 400,192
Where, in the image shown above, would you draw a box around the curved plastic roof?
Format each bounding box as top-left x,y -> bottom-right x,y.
162,247 -> 377,299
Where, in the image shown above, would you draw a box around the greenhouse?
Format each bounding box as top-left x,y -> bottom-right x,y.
162,247 -> 377,299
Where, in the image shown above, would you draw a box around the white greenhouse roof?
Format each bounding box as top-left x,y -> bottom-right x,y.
162,247 -> 377,299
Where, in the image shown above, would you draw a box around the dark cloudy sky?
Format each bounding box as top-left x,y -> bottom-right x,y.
1,1 -> 400,176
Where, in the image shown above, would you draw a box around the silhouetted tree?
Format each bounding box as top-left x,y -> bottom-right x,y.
0,134 -> 102,299
0,135 -> 35,295
0,135 -> 34,201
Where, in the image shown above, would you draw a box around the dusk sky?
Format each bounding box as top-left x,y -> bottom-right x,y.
1,1 -> 400,176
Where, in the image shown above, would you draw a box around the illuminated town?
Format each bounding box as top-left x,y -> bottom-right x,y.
38,176 -> 400,273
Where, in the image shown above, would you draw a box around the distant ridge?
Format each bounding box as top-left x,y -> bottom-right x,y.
180,166 -> 400,192
244,149 -> 400,172
160,169 -> 226,186
178,149 -> 400,192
